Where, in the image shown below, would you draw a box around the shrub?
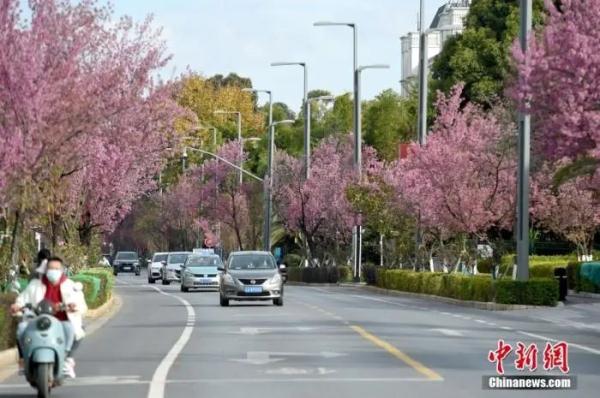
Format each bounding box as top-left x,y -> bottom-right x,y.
71,274 -> 101,309
287,267 -> 302,282
374,269 -> 556,305
0,293 -> 17,351
283,253 -> 302,268
80,268 -> 114,306
495,278 -> 558,306
362,263 -> 377,285
336,266 -> 352,282
567,261 -> 580,291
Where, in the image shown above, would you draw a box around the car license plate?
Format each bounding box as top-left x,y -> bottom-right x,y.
244,286 -> 262,294
200,278 -> 212,284
123,266 -> 131,271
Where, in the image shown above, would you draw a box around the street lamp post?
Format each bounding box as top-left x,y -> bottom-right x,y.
264,119 -> 295,252
353,64 -> 390,281
270,62 -> 311,179
314,20 -> 361,280
417,0 -> 427,145
243,88 -> 274,252
214,110 -> 243,185
516,0 -> 532,281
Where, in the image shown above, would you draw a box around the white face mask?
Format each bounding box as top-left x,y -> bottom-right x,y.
46,269 -> 63,284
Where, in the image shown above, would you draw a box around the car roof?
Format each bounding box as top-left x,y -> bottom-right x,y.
168,251 -> 191,255
116,251 -> 137,254
229,251 -> 272,256
152,252 -> 168,255
188,253 -> 220,258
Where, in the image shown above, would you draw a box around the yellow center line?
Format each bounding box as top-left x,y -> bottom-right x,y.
350,325 -> 443,381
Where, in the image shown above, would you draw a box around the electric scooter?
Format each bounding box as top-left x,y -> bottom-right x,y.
17,299 -> 67,398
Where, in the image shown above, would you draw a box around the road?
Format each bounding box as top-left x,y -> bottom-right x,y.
1,272 -> 599,397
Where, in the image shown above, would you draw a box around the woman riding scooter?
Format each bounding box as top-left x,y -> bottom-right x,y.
10,256 -> 88,378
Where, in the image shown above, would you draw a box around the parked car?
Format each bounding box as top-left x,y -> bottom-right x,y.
161,251 -> 191,285
113,251 -> 140,276
180,254 -> 223,292
147,252 -> 168,284
218,251 -> 284,306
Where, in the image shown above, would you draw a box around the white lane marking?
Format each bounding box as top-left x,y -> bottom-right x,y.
164,377 -> 443,384
500,326 -> 513,331
517,331 -> 600,355
147,286 -> 196,398
431,328 -> 464,337
230,326 -> 314,335
348,295 -> 407,307
475,319 -> 488,324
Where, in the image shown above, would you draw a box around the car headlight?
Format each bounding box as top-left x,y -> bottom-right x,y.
222,273 -> 235,285
184,271 -> 194,278
268,273 -> 282,285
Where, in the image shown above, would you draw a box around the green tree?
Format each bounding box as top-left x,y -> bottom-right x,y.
363,89 -> 417,161
431,0 -> 546,106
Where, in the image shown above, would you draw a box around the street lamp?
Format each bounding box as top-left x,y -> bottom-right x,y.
414,22 -> 463,145
313,21 -> 358,169
264,119 -> 295,252
270,62 -> 311,179
214,110 -> 243,185
243,88 -> 274,252
198,125 -> 219,151
516,0 -> 532,281
352,64 -> 390,282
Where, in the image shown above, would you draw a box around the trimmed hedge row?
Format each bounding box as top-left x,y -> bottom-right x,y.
80,268 -> 114,306
374,269 -> 558,306
287,266 -> 352,283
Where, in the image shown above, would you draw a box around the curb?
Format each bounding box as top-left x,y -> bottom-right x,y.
568,289 -> 600,299
0,293 -> 122,381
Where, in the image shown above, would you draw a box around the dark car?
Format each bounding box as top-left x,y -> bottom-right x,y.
113,251 -> 140,276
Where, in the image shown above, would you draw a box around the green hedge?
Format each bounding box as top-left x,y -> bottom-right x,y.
495,279 -> 558,306
0,293 -> 17,351
283,253 -> 302,268
374,269 -> 558,306
80,268 -> 114,305
71,274 -> 101,309
286,266 -> 351,283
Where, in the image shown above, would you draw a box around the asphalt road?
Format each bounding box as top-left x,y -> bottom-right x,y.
1,272 -> 599,397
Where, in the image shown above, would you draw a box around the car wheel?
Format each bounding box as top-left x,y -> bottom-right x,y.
220,295 -> 229,307
273,297 -> 283,306
181,284 -> 189,292
162,279 -> 169,285
148,277 -> 155,284
113,270 -> 118,276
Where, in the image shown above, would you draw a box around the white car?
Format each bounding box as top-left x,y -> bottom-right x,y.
161,252 -> 191,285
148,252 -> 168,284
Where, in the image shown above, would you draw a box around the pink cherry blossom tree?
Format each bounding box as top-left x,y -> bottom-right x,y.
0,0 -> 184,253
532,161 -> 600,260
392,85 -> 516,267
273,134 -> 382,266
511,0 -> 600,167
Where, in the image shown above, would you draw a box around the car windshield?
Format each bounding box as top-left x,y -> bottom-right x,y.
186,256 -> 221,267
229,254 -> 276,270
168,253 -> 188,264
153,253 -> 167,262
116,252 -> 137,260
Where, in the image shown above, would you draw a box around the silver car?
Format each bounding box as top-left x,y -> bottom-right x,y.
180,254 -> 222,292
218,251 -> 284,306
161,251 -> 191,285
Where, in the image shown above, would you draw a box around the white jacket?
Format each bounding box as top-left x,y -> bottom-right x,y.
15,278 -> 88,340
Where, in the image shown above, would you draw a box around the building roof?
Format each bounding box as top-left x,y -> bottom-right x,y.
429,0 -> 471,29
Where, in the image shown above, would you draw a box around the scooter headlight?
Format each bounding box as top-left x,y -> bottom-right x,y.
36,317 -> 52,331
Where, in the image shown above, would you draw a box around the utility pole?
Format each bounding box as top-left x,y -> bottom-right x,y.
516,0 -> 532,281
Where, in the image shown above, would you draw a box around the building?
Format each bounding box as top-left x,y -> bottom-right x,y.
400,0 -> 471,96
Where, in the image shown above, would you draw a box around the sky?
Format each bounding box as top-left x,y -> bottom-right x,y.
114,0 -> 450,112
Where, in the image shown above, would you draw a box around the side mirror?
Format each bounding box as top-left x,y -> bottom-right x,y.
147,259 -> 152,264
279,264 -> 287,270
217,266 -> 225,272
161,261 -> 167,266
